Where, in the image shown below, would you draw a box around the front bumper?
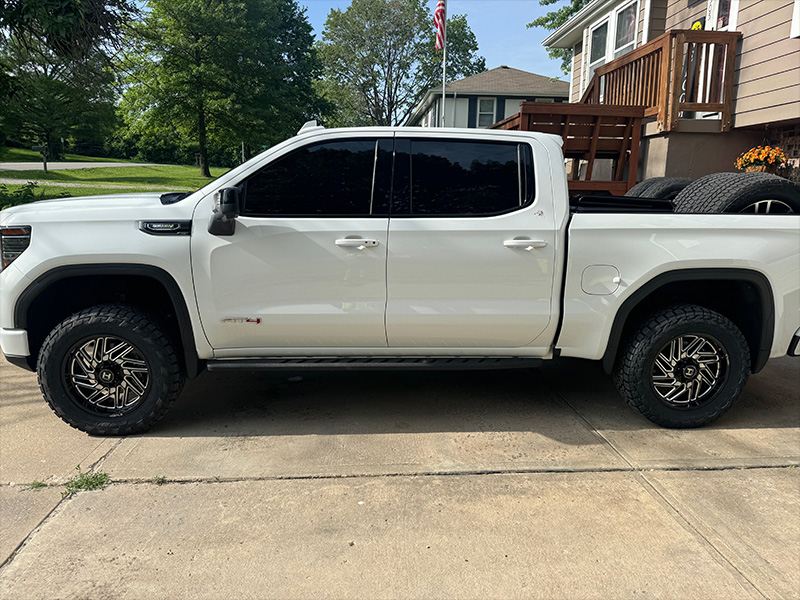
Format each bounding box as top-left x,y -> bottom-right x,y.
1,328 -> 32,370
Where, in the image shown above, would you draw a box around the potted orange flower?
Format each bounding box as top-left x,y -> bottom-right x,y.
735,145 -> 787,173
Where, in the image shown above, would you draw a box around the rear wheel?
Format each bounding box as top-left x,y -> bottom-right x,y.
37,304 -> 185,435
613,304 -> 750,428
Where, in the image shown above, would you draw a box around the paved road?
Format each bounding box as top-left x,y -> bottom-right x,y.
0,162 -> 163,172
1,356 -> 798,599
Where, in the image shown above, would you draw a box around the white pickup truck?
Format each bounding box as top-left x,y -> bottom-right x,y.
1,123 -> 799,435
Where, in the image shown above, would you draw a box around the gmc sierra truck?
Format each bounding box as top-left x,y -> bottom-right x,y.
1,123 -> 798,435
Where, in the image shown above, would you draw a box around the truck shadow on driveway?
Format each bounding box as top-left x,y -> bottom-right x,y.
150,357 -> 799,438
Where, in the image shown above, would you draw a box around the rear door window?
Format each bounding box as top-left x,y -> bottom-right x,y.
393,139 -> 534,216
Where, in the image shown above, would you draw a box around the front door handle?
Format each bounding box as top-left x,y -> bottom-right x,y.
504,239 -> 548,250
335,238 -> 379,249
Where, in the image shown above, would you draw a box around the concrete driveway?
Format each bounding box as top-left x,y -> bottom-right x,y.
1,356 -> 798,599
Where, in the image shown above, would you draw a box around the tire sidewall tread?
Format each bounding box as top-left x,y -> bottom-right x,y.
37,304 -> 185,436
613,304 -> 750,428
673,172 -> 800,213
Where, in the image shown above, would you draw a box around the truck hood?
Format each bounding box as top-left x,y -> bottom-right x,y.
0,192 -> 198,225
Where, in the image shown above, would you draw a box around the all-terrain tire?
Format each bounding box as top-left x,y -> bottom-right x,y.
673,172 -> 800,213
625,177 -> 691,200
37,304 -> 185,435
613,304 -> 750,428
625,178 -> 660,197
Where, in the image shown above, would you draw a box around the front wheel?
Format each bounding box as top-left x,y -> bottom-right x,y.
613,304 -> 750,428
37,304 -> 185,435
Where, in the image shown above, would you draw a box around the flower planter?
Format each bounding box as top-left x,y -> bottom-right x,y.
744,165 -> 777,173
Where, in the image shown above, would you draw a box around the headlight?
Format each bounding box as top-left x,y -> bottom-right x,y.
0,226 -> 32,271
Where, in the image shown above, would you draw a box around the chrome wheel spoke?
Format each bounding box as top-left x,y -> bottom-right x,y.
683,336 -> 705,358
85,388 -> 107,404
651,333 -> 729,409
124,373 -> 147,397
105,341 -> 133,362
76,347 -> 95,372
740,199 -> 793,214
65,336 -> 150,414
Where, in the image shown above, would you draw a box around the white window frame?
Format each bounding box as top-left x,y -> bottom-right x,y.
791,0 -> 800,39
705,0 -> 740,32
476,97 -> 496,128
612,1 -> 639,57
587,17 -> 611,76
583,0 -> 640,94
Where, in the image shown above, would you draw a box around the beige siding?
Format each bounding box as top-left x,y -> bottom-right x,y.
638,0 -> 668,43
571,42 -> 583,102
664,0 -> 705,29
733,0 -> 800,128
649,0 -> 668,39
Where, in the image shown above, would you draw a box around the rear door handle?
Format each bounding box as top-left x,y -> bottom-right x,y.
504,239 -> 548,250
335,238 -> 379,249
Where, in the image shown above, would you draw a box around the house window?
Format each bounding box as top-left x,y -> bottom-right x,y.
589,21 -> 608,64
583,0 -> 640,94
791,0 -> 799,38
477,98 -> 496,128
614,3 -> 637,56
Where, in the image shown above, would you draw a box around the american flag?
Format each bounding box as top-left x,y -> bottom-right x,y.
434,0 -> 446,50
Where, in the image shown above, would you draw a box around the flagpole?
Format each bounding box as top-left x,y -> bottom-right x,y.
441,0 -> 447,127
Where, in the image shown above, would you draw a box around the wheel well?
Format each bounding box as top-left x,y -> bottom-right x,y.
603,271 -> 773,374
17,267 -> 202,377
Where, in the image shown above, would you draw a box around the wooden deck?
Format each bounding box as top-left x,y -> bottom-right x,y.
581,29 -> 741,132
491,30 -> 741,194
491,103 -> 643,195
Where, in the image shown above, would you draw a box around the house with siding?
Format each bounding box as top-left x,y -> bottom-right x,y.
541,0 -> 800,177
407,65 -> 569,128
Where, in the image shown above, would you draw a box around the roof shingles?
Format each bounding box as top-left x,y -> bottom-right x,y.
432,65 -> 569,95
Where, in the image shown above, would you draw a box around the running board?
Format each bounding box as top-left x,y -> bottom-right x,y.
206,357 -> 543,371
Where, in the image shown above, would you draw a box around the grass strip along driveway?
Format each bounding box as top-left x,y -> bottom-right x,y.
1,165 -> 229,189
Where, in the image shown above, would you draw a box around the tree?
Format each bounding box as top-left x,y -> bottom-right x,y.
318,0 -> 485,127
0,0 -> 137,59
527,0 -> 591,74
121,0 -> 325,176
1,39 -> 117,158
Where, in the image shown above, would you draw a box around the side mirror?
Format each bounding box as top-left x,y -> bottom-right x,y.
208,187 -> 240,236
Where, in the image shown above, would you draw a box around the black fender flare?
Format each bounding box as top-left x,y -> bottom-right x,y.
14,264 -> 203,378
601,268 -> 775,374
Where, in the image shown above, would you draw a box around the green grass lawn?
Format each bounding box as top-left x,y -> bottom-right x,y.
0,165 -> 229,190
0,146 -> 138,163
1,183 -> 151,202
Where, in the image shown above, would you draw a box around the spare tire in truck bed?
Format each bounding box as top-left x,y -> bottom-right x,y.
674,172 -> 800,214
625,177 -> 691,200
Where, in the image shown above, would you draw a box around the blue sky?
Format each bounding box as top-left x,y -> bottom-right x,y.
300,0 -> 568,81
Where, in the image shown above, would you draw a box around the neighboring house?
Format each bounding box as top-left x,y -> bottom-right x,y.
407,65 -> 569,128
541,0 -> 800,177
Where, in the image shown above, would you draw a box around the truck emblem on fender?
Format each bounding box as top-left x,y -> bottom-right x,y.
221,317 -> 262,324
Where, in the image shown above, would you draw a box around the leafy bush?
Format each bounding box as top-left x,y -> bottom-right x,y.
0,182 -> 67,210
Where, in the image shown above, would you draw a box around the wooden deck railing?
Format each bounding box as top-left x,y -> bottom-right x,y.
491,103 -> 644,195
580,29 -> 741,132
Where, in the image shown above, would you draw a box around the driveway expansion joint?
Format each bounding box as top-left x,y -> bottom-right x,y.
636,471 -> 768,599
99,462 -> 800,486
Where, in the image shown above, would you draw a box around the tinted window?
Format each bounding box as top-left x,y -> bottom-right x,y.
408,140 -> 527,215
243,140 -> 380,216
